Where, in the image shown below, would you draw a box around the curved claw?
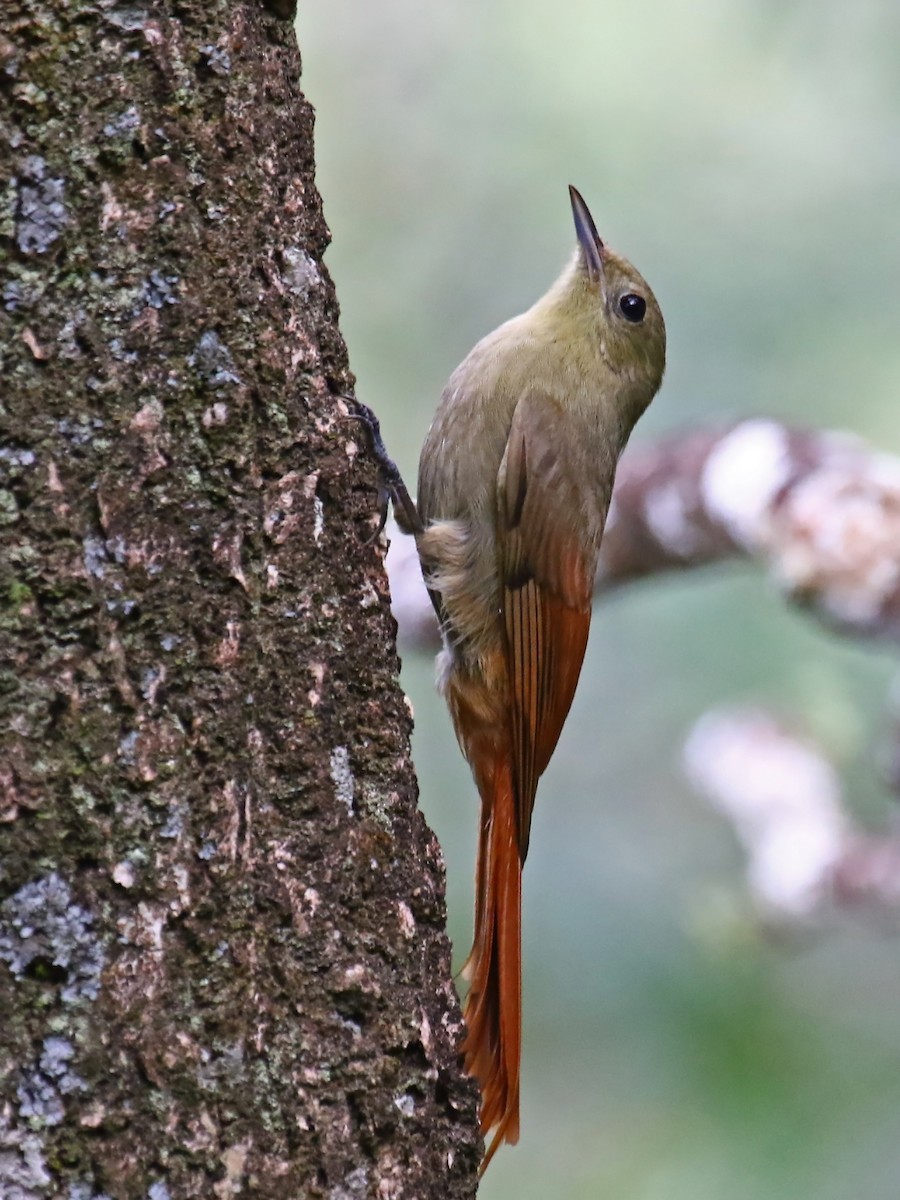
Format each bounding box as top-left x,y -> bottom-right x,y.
365,483 -> 390,546
341,396 -> 423,536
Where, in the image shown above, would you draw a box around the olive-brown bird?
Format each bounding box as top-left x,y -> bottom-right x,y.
414,187 -> 666,1170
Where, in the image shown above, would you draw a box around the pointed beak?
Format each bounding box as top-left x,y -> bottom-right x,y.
568,185 -> 605,285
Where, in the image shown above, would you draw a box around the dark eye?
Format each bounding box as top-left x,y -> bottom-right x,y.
619,293 -> 646,323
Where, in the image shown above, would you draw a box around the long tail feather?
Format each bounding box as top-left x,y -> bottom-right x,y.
460,746 -> 522,1174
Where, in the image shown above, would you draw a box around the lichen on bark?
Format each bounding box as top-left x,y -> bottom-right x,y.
0,1 -> 479,1195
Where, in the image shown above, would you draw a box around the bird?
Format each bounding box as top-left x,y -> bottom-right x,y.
411,186 -> 667,1170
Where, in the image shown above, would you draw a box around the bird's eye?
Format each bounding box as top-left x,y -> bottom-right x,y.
619,293 -> 646,323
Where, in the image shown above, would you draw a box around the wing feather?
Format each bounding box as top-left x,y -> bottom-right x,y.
497,392 -> 605,858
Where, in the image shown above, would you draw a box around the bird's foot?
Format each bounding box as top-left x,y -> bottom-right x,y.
344,398 -> 423,538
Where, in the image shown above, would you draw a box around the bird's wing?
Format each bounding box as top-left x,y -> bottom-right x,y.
497,391 -> 602,860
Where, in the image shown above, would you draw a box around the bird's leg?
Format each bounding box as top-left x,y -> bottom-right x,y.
344,397 -> 423,538
345,397 -> 448,626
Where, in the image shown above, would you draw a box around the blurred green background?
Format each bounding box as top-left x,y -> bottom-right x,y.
299,3 -> 900,1196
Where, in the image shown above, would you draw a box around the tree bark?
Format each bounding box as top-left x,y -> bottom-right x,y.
0,3 -> 479,1197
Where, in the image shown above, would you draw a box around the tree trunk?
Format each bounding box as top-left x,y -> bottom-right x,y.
0,2 -> 480,1196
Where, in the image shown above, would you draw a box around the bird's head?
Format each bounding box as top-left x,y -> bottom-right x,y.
560,185 -> 666,402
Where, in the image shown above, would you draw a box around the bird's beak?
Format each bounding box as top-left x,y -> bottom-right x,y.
569,185 -> 605,286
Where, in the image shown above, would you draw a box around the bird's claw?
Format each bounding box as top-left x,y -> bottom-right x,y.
368,482 -> 391,545
343,397 -> 422,538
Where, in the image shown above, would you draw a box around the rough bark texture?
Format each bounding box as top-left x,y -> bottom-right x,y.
0,2 -> 479,1197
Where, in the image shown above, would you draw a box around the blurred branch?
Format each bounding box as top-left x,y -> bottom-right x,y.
684,707 -> 900,922
386,418 -> 900,648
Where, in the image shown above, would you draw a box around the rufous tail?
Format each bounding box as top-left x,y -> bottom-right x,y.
460,745 -> 522,1175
